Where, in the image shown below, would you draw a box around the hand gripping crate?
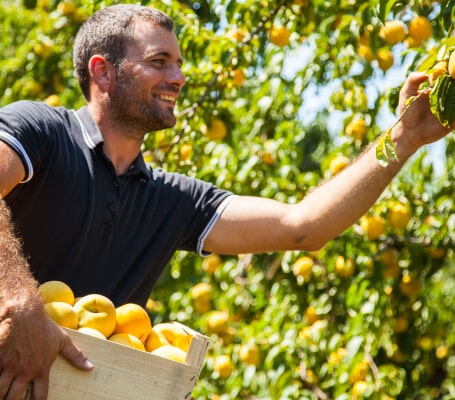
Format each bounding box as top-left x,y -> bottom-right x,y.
23,323 -> 210,400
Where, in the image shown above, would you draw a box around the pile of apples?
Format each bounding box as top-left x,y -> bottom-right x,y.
39,280 -> 192,363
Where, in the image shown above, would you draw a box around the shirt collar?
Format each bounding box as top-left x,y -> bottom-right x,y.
128,153 -> 151,179
74,106 -> 104,149
74,106 -> 151,180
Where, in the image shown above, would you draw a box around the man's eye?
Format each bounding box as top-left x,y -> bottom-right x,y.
149,59 -> 165,67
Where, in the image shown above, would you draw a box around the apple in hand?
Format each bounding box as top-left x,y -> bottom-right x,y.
73,294 -> 117,338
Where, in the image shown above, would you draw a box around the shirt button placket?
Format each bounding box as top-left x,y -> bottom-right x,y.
108,178 -> 120,225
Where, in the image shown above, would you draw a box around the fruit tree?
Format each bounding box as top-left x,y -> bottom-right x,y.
1,0 -> 455,398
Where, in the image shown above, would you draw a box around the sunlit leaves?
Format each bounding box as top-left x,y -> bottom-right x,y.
1,0 -> 455,399
430,74 -> 455,127
376,129 -> 398,167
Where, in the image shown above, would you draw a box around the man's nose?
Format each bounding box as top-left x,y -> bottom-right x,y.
166,64 -> 186,88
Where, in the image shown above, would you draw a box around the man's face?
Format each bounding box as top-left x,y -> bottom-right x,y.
109,22 -> 186,135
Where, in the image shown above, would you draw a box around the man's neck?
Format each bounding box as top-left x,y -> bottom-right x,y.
87,103 -> 143,176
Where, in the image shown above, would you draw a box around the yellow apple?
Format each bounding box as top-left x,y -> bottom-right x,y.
206,311 -> 229,335
213,354 -> 234,378
269,25 -> 291,47
449,51 -> 455,80
292,256 -> 314,280
152,322 -> 192,352
73,294 -> 117,338
238,343 -> 261,366
77,326 -> 106,340
113,303 -> 152,344
108,333 -> 146,351
150,345 -> 187,363
44,301 -> 78,329
39,280 -> 75,305
144,329 -> 169,352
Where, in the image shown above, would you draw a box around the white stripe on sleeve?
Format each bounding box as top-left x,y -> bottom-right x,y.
0,130 -> 34,182
197,195 -> 237,256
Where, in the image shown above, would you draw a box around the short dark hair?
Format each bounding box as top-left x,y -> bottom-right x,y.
73,4 -> 174,100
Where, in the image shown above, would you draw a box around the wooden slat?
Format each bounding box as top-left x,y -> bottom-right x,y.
23,328 -> 210,400
172,321 -> 210,372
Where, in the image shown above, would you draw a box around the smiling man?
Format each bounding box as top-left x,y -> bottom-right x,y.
0,4 -> 452,400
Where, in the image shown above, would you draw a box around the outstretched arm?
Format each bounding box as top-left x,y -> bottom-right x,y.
204,72 -> 452,254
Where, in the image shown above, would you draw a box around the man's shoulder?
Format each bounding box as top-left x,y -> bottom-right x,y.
4,99 -> 67,112
0,100 -> 84,149
148,167 -> 231,199
3,99 -> 75,120
149,167 -> 198,185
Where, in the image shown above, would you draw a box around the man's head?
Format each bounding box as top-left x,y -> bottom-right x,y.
73,4 -> 174,100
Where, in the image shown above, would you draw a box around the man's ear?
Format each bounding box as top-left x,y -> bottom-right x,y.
88,55 -> 115,92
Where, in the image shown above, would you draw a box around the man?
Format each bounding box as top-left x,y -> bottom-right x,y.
0,3 -> 452,400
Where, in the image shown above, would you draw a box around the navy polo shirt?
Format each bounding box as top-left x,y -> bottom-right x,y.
0,101 -> 233,305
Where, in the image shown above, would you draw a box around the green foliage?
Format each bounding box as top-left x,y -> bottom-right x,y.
1,0 -> 455,398
430,74 -> 455,127
376,128 -> 398,167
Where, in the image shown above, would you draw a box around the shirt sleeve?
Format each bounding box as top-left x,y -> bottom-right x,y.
0,129 -> 34,182
0,101 -> 62,182
196,194 -> 236,255
150,168 -> 234,255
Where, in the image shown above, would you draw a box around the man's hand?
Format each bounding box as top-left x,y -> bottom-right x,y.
0,300 -> 93,400
394,72 -> 453,158
0,199 -> 93,400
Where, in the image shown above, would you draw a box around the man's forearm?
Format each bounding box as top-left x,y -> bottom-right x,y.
0,198 -> 40,306
295,135 -> 408,250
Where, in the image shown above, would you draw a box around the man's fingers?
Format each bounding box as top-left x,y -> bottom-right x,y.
22,383 -> 32,400
59,334 -> 94,370
399,72 -> 428,102
407,71 -> 428,89
30,378 -> 48,400
0,370 -> 14,399
4,376 -> 29,400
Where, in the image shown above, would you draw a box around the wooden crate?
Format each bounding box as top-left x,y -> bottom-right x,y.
23,323 -> 210,400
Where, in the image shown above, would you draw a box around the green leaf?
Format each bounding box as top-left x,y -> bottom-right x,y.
22,0 -> 37,9
405,95 -> 416,107
376,135 -> 388,167
436,39 -> 455,60
430,75 -> 446,123
418,53 -> 437,73
429,75 -> 455,127
345,336 -> 364,363
378,0 -> 398,23
384,131 -> 398,162
376,129 -> 397,167
441,78 -> 455,127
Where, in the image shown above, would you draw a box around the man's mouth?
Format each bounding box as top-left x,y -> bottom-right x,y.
156,94 -> 177,104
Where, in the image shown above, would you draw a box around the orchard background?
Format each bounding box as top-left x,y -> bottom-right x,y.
1,0 -> 455,398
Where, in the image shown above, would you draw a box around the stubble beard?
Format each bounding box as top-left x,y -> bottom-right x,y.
109,72 -> 177,139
